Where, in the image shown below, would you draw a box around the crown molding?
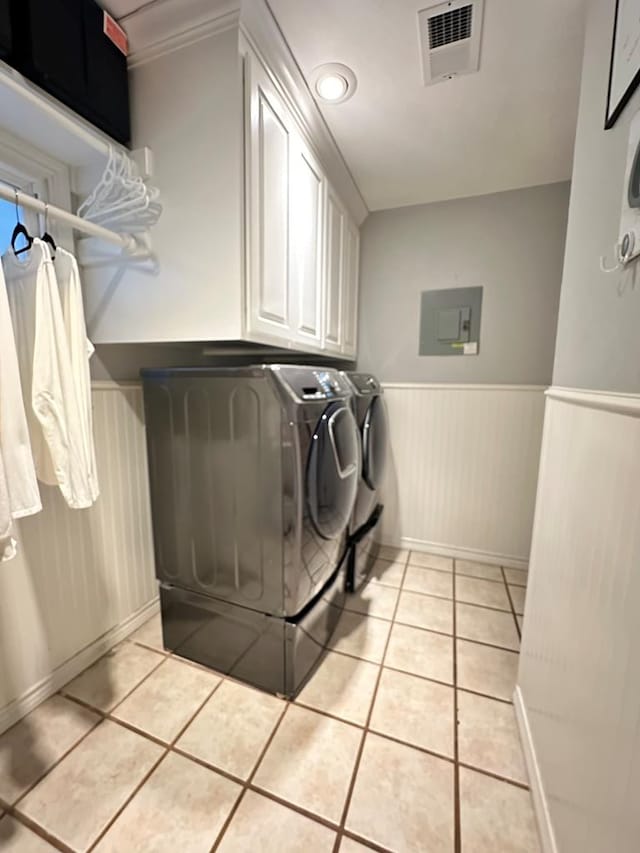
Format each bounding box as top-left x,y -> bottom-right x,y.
125,0 -> 241,68
121,0 -> 368,224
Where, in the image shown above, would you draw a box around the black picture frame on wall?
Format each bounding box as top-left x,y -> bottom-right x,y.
606,0 -> 640,129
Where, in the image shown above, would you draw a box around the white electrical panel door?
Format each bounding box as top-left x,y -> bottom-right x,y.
289,134 -> 325,347
246,53 -> 293,340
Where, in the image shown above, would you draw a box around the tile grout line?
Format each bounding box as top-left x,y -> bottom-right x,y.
452,558 -> 462,853
170,708 -> 528,793
16,582 -> 528,850
5,706 -> 104,812
85,672 -> 228,852
401,586 -> 519,617
134,605 -> 530,803
329,626 -> 519,659
386,615 -> 519,651
331,583 -> 521,623
5,557 -> 532,851
58,642 -> 168,719
501,566 -> 522,640
406,561 -> 526,588
6,650 -> 224,851
380,664 -> 514,704
3,808 -> 75,853
2,617 -> 393,851
457,761 -> 530,791
331,550 -> 411,853
339,829 -> 393,853
207,699 -> 291,853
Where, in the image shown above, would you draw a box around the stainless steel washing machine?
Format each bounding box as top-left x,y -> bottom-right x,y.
342,372 -> 389,592
141,365 -> 361,696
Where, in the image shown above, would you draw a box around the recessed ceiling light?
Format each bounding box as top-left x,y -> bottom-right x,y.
311,63 -> 357,104
317,73 -> 348,101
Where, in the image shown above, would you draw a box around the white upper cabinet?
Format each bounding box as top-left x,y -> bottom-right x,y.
341,215 -> 360,358
83,4 -> 366,357
246,46 -> 328,350
324,187 -> 344,354
288,134 -> 325,347
323,186 -> 359,357
246,53 -> 293,341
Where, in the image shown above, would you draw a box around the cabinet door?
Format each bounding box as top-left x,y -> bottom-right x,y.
341,216 -> 360,358
289,134 -> 324,347
323,187 -> 345,353
246,53 -> 292,340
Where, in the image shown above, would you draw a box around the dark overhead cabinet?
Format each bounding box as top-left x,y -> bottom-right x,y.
0,0 -> 11,59
7,0 -> 130,144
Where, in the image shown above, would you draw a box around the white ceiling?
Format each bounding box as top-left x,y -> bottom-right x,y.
104,0 -> 587,212
268,0 -> 587,211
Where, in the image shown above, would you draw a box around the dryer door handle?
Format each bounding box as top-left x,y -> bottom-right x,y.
328,407 -> 358,480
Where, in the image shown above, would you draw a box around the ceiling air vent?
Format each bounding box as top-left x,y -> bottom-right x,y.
418,0 -> 484,86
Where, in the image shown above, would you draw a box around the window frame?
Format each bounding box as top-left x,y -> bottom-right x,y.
0,128 -> 74,253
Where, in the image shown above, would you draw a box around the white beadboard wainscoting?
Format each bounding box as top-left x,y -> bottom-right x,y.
517,387 -> 640,853
0,382 -> 157,735
379,383 -> 546,568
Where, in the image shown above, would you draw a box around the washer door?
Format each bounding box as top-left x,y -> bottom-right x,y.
362,395 -> 389,491
307,402 -> 361,540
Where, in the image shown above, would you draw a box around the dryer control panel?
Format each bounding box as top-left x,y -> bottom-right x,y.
344,372 -> 381,396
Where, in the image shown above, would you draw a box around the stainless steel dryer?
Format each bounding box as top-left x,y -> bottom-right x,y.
342,372 -> 389,592
141,365 -> 361,696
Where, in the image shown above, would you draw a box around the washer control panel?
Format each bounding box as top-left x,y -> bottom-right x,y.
314,370 -> 343,398
273,366 -> 351,401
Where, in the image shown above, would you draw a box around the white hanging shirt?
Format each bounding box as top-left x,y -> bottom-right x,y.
54,247 -> 99,502
3,240 -> 94,509
0,256 -> 41,520
0,448 -> 17,562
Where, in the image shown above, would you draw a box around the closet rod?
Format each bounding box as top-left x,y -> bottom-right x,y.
0,184 -> 143,255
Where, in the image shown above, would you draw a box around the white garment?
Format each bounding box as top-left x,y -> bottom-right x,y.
0,448 -> 17,562
54,248 -> 99,502
0,257 -> 41,519
3,240 -> 93,509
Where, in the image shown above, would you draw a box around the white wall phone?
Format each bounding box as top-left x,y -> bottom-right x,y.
601,107 -> 640,273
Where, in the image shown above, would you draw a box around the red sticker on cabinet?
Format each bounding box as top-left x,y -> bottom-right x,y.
104,12 -> 129,57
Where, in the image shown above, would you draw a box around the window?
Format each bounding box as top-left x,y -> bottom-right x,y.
0,129 -> 73,260
0,180 -> 38,257
0,197 -> 17,255
0,164 -> 45,260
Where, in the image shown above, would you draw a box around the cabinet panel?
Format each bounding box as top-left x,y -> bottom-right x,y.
342,216 -> 359,357
245,46 -> 358,356
324,189 -> 344,352
259,94 -> 289,323
289,136 -> 324,346
247,54 -> 292,338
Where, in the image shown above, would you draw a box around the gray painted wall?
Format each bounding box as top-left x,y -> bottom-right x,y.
357,182 -> 570,385
553,0 -> 640,393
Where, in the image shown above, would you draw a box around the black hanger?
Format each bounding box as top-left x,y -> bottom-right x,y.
11,189 -> 33,257
40,202 -> 57,260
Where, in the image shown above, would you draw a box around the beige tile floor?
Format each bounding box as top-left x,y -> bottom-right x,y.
0,551 -> 540,853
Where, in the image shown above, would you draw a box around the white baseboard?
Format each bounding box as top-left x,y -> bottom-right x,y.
513,685 -> 557,853
382,537 -> 529,571
0,597 -> 160,736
